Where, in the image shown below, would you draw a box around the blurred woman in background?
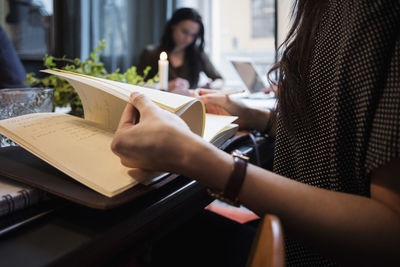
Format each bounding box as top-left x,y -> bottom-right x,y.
137,7 -> 223,95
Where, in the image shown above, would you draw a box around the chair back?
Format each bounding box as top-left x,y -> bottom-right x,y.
246,214 -> 285,267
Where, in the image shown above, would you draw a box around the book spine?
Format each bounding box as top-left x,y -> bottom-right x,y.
0,188 -> 43,216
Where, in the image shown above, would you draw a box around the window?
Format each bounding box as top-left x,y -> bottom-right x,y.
176,0 -> 277,88
0,0 -> 53,60
0,0 -> 53,75
82,0 -> 130,71
251,0 -> 275,38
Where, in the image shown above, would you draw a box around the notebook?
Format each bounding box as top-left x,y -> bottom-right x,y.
230,59 -> 274,99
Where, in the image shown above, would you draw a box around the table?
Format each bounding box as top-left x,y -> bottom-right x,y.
0,133 -> 274,266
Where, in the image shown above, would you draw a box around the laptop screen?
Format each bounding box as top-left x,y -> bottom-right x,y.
230,60 -> 266,93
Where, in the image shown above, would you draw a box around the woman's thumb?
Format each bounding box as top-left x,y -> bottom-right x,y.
130,92 -> 154,111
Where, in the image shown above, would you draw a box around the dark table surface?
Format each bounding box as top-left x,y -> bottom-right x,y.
0,175 -> 212,266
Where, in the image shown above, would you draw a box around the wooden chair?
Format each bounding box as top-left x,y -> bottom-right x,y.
246,214 -> 285,267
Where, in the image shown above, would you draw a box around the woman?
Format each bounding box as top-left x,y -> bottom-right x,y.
112,1 -> 400,266
137,8 -> 223,95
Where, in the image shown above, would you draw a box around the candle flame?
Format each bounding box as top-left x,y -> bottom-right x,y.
160,51 -> 168,60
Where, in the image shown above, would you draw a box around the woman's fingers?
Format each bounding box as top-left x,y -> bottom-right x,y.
199,94 -> 228,107
111,91 -> 196,172
117,102 -> 139,130
194,90 -> 234,115
117,92 -> 157,131
196,88 -> 217,96
115,92 -> 157,140
205,103 -> 231,115
130,92 -> 156,112
262,84 -> 278,95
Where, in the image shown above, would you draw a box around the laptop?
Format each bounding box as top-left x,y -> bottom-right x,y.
230,59 -> 274,99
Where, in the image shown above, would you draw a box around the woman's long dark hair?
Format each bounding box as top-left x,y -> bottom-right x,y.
160,8 -> 205,87
268,0 -> 327,133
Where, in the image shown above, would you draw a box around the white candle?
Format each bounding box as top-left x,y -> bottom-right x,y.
158,51 -> 169,91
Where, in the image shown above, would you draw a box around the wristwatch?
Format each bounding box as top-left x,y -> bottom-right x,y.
207,149 -> 249,207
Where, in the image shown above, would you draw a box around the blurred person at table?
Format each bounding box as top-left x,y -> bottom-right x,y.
0,25 -> 26,89
137,7 -> 223,96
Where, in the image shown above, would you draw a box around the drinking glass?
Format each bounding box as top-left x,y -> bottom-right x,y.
0,88 -> 54,147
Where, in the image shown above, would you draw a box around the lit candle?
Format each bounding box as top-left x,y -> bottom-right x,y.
158,51 -> 169,91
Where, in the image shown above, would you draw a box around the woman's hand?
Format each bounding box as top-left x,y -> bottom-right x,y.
112,92 -> 233,191
111,92 -> 198,173
168,78 -> 191,96
262,84 -> 278,96
194,88 -> 270,131
194,88 -> 246,115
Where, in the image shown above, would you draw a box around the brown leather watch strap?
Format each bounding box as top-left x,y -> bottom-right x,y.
223,150 -> 248,204
207,150 -> 249,207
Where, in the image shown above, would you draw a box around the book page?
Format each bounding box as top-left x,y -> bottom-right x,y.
208,124 -> 239,147
84,74 -> 196,111
67,79 -> 126,131
203,114 -> 238,143
42,70 -> 205,136
0,113 -> 162,197
44,69 -> 196,111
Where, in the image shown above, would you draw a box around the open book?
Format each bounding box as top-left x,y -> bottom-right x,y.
0,69 -> 238,198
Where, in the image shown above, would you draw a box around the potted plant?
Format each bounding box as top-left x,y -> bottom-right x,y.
25,40 -> 157,117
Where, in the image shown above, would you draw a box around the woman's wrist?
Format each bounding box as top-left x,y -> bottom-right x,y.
179,134 -> 232,191
238,107 -> 270,132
